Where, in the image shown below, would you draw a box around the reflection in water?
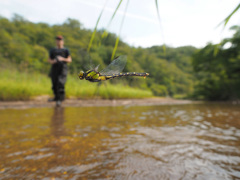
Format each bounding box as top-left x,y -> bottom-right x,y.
50,107 -> 66,138
0,104 -> 240,179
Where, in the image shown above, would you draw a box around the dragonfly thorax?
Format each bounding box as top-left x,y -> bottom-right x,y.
85,70 -> 100,80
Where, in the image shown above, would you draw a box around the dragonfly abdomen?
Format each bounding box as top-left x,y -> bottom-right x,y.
106,72 -> 149,79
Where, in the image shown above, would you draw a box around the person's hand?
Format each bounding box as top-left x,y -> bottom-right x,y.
51,59 -> 57,64
56,56 -> 64,62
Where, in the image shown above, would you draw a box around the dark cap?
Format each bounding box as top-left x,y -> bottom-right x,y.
56,35 -> 64,40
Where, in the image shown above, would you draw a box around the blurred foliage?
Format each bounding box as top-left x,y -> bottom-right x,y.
192,26 -> 240,100
0,15 -> 196,98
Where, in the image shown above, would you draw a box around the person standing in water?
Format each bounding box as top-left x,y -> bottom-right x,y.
48,35 -> 72,106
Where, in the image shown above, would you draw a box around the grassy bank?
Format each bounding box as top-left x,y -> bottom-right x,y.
0,69 -> 153,101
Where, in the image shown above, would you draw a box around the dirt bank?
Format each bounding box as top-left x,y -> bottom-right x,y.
0,96 -> 202,109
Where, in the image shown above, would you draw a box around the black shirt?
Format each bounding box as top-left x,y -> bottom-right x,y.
49,48 -> 70,60
49,48 -> 70,76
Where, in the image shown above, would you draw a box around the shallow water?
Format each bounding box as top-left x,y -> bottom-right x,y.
0,103 -> 240,179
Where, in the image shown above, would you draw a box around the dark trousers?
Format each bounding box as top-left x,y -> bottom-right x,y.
50,63 -> 67,101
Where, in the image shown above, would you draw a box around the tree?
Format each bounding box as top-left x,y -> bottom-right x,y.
192,26 -> 240,100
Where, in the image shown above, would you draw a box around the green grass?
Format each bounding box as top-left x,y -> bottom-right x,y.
0,69 -> 153,101
173,94 -> 188,99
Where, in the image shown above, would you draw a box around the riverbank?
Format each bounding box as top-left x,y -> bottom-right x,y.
0,96 -> 199,109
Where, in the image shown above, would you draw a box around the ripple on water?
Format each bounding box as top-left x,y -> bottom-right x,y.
118,119 -> 240,179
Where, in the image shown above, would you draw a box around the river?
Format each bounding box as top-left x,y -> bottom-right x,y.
0,103 -> 240,179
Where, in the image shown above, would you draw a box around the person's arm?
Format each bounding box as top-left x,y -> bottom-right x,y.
48,57 -> 57,64
48,49 -> 57,64
56,55 -> 72,63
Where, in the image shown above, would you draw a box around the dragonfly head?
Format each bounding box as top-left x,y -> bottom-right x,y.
78,71 -> 85,80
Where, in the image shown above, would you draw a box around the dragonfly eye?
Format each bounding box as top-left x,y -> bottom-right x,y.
78,71 -> 85,80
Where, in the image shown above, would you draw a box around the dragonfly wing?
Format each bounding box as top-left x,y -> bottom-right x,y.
100,55 -> 127,75
94,64 -> 100,72
76,49 -> 95,71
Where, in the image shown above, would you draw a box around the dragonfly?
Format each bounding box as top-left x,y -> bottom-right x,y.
78,55 -> 149,82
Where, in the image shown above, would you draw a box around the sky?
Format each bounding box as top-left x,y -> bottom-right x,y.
1,0 -> 240,48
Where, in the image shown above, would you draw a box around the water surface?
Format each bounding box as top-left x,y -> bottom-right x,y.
0,103 -> 240,179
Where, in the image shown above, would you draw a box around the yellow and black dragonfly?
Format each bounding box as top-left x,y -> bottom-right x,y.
78,55 -> 149,82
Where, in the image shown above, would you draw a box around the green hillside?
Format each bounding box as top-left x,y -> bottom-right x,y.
0,15 -> 196,100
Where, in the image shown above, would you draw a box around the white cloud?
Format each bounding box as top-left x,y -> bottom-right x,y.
125,33 -> 163,48
0,9 -> 12,18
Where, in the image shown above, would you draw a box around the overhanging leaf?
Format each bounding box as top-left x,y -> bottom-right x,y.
87,0 -> 109,52
111,0 -> 130,60
102,0 -> 123,39
218,3 -> 240,28
155,0 -> 166,56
